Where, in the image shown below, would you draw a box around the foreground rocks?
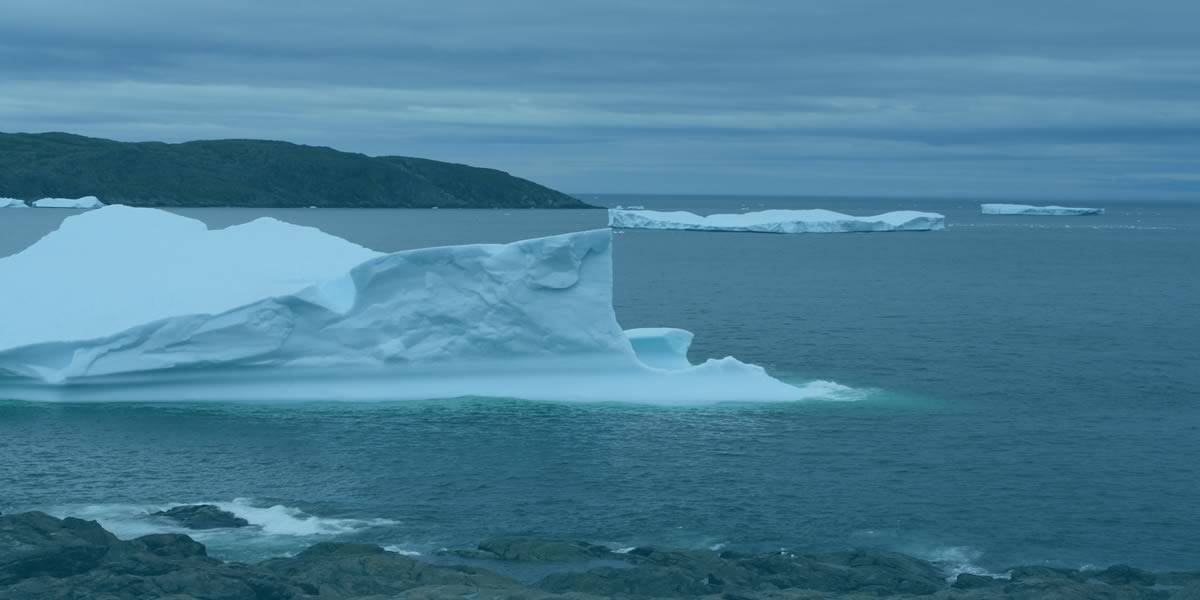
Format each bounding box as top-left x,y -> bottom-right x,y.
2,512 -> 1197,599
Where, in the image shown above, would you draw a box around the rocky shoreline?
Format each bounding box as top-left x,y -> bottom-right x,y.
2,511 -> 1198,599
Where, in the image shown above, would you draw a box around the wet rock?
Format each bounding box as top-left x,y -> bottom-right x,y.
815,549 -> 946,595
539,564 -> 718,597
538,546 -> 948,598
953,572 -> 1004,589
1008,565 -> 1085,582
1093,565 -> 1157,587
3,513 -> 1197,599
150,504 -> 250,530
261,541 -> 521,597
394,585 -> 602,599
0,512 -> 305,600
0,511 -> 118,584
1172,583 -> 1200,600
444,537 -> 615,562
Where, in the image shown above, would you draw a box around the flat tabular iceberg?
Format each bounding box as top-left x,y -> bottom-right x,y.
1,198 -> 28,208
32,195 -> 106,208
980,203 -> 1103,216
0,206 -> 817,404
609,208 -> 944,233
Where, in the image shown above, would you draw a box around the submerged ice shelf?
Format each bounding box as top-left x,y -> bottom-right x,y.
608,208 -> 945,233
0,206 -> 819,403
980,203 -> 1103,216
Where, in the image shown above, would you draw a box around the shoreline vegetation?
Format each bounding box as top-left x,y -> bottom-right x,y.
2,510 -> 1196,599
0,132 -> 593,209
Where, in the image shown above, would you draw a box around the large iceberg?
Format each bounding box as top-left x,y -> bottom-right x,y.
1,198 -> 29,208
32,195 -> 106,209
608,208 -> 944,233
0,206 -> 819,404
980,203 -> 1103,216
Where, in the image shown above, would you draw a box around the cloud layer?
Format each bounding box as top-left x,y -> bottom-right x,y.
3,0 -> 1198,197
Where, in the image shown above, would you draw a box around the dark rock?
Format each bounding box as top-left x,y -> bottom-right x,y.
537,546 -> 949,598
1093,564 -> 1157,587
816,549 -> 946,595
4,512 -> 1196,599
444,537 -> 615,562
0,511 -> 118,584
261,541 -> 521,598
126,534 -> 208,560
954,572 -> 1004,589
0,512 -> 303,600
1162,571 -> 1200,588
1172,583 -> 1200,600
1008,565 -> 1086,582
539,565 -> 715,597
151,504 -> 250,530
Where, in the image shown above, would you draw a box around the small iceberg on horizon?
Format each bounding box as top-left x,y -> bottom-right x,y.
608,208 -> 944,233
32,195 -> 106,209
1,198 -> 29,208
980,203 -> 1103,216
0,206 -> 822,404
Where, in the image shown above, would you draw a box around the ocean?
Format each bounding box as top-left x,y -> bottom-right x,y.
1,195 -> 1197,578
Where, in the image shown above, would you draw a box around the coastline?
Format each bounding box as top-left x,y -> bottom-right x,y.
3,511 -> 1196,599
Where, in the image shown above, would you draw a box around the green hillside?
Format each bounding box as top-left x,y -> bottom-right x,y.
0,132 -> 591,208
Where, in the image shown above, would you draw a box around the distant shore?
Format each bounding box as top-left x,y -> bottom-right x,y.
0,131 -> 594,210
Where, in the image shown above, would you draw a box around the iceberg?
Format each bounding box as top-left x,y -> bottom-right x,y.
0,206 -> 814,404
980,203 -> 1103,216
609,208 -> 944,233
1,198 -> 28,208
32,195 -> 106,208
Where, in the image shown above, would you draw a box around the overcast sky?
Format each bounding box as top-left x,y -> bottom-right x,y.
2,0 -> 1198,198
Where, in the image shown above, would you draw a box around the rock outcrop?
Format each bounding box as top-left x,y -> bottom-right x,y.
150,505 -> 250,530
2,512 -> 1196,599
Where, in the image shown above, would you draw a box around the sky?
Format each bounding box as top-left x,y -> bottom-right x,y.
2,0 -> 1198,199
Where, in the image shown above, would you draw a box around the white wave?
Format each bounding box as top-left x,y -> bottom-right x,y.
919,545 -> 1010,580
40,498 -> 393,540
849,529 -> 1009,580
213,498 -> 395,537
383,545 -> 422,556
787,379 -> 866,402
44,502 -> 180,540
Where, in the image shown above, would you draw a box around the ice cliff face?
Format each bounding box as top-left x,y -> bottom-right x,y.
609,208 -> 945,233
0,207 -> 810,403
980,203 -> 1104,216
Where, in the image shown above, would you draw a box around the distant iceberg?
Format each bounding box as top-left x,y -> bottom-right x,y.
981,203 -> 1103,216
0,198 -> 28,208
609,208 -> 945,233
32,195 -> 106,209
0,206 -> 818,404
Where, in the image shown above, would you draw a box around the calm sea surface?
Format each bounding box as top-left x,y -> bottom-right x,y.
1,195 -> 1197,575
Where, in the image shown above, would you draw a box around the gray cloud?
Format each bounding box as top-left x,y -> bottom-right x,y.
2,0 -> 1198,197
